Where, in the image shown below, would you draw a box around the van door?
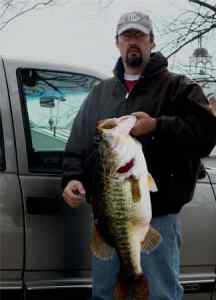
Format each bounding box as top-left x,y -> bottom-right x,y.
0,58 -> 24,299
4,59 -> 103,298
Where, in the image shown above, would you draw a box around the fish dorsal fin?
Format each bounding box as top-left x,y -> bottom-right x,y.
147,174 -> 158,192
129,176 -> 141,202
90,224 -> 114,260
141,226 -> 162,254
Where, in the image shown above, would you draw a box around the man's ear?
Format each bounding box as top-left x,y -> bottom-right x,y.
116,37 -> 120,49
151,41 -> 156,50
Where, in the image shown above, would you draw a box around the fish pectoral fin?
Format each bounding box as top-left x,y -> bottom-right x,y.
90,224 -> 114,260
147,174 -> 158,192
129,176 -> 141,202
141,226 -> 162,254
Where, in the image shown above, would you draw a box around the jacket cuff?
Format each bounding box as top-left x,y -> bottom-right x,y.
154,115 -> 174,138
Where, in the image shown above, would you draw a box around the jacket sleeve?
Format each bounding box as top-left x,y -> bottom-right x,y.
154,77 -> 216,158
62,84 -> 100,189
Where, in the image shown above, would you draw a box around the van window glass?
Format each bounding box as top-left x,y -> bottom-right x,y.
17,68 -> 101,172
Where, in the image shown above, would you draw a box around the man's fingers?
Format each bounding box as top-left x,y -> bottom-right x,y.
75,182 -> 86,195
68,180 -> 86,195
130,125 -> 140,136
63,187 -> 74,199
64,187 -> 84,201
64,195 -> 81,208
63,190 -> 83,207
130,114 -> 157,137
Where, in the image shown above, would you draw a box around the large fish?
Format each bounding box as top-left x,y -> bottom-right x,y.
90,115 -> 161,300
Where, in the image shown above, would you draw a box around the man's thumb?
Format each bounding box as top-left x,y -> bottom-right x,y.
77,182 -> 86,194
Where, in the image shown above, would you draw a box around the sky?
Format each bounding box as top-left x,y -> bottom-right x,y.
0,0 -> 215,79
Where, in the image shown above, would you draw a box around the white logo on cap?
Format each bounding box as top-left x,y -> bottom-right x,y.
127,13 -> 141,22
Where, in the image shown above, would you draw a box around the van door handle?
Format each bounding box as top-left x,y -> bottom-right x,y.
26,196 -> 62,215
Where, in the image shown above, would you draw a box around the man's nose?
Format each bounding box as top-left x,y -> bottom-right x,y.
128,42 -> 139,49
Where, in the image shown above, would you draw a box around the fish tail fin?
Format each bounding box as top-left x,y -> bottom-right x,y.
114,272 -> 149,300
131,273 -> 149,300
113,274 -> 129,300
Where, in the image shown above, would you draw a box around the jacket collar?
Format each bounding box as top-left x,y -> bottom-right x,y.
113,52 -> 168,84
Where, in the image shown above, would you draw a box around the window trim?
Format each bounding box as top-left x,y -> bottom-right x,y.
0,111 -> 6,171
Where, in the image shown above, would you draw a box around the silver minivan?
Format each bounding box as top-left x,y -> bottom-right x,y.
0,56 -> 215,299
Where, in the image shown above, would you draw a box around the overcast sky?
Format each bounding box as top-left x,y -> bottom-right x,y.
0,0 -> 215,77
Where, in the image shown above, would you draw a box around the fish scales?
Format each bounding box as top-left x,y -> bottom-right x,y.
105,179 -> 136,216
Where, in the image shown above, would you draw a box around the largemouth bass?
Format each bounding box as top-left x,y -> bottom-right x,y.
90,115 -> 161,300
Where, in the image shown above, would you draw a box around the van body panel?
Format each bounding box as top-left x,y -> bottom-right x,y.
0,58 -> 24,296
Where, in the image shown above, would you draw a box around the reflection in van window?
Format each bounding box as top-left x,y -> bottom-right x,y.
19,69 -> 100,152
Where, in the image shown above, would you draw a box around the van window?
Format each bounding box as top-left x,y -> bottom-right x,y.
17,68 -> 101,172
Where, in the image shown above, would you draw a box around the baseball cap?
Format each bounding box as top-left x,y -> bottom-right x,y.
116,11 -> 153,36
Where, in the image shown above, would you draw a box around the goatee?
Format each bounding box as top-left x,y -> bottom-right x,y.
126,55 -> 143,68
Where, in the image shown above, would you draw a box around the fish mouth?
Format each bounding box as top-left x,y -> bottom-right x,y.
97,115 -> 136,134
116,159 -> 134,174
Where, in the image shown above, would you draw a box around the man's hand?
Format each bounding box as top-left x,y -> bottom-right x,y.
130,112 -> 157,137
63,180 -> 86,208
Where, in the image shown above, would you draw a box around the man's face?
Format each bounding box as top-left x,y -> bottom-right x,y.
116,29 -> 155,69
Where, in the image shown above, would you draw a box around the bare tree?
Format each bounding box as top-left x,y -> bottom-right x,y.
0,0 -> 67,31
163,0 -> 216,58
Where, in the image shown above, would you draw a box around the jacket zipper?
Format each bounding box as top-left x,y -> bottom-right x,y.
125,92 -> 130,100
115,77 -> 139,102
124,79 -> 142,101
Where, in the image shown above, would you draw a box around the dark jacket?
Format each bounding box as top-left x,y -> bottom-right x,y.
62,52 -> 216,216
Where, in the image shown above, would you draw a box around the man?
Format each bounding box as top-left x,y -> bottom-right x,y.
62,11 -> 216,300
